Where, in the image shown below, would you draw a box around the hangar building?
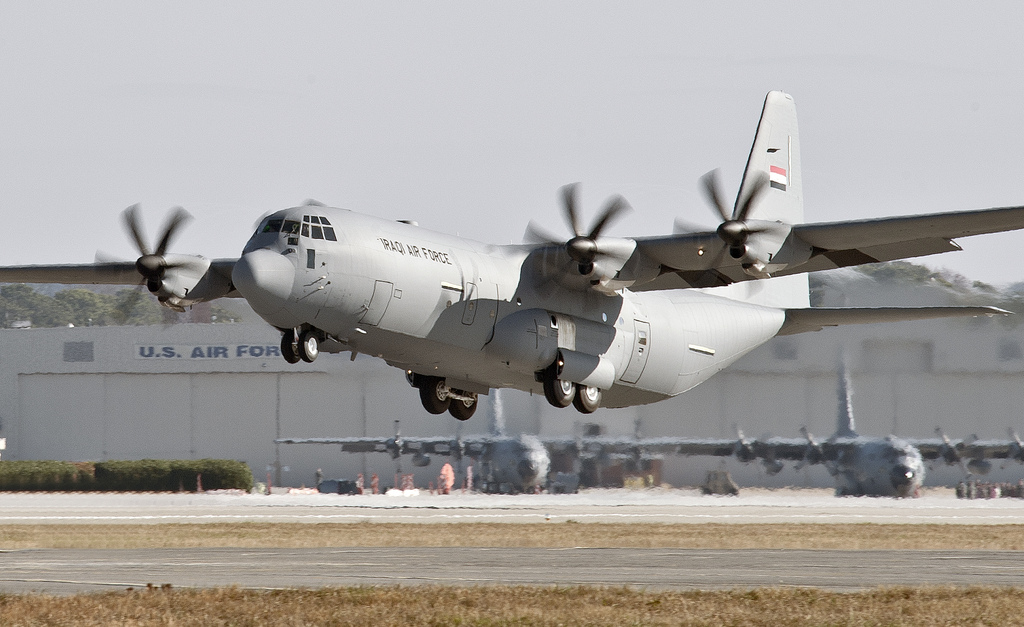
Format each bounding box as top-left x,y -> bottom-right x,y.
2,272 -> 1023,490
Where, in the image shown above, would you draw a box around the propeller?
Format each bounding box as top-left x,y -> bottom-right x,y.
795,426 -> 826,471
526,183 -> 631,275
121,204 -> 192,292
935,427 -> 974,477
699,169 -> 772,260
1009,429 -> 1024,463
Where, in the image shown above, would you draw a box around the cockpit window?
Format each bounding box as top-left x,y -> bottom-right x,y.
282,220 -> 301,235
262,218 -> 283,233
295,215 -> 337,240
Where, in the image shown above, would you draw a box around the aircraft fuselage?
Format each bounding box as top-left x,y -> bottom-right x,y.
232,206 -> 786,409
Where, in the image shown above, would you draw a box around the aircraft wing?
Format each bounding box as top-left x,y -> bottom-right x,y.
0,262 -> 141,285
0,259 -> 238,286
276,436 -> 463,457
541,436 -> 776,459
909,437 -> 1024,464
632,204 -> 1024,290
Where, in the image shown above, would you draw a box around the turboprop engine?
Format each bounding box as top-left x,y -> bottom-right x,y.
122,205 -> 233,311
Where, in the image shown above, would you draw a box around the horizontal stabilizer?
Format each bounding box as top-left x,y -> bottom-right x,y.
779,306 -> 1009,335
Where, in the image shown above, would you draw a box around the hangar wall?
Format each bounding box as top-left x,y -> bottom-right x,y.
1,313 -> 1023,489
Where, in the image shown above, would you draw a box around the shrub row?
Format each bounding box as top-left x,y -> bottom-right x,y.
0,459 -> 253,492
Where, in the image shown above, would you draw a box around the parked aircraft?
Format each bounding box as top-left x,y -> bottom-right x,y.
3,91 -> 1024,419
655,363 -> 1024,497
277,420 -> 550,493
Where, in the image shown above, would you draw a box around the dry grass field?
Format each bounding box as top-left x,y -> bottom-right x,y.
2,521 -> 1024,550
2,585 -> 1023,626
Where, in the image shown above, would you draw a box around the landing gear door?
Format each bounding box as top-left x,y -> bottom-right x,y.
619,320 -> 650,384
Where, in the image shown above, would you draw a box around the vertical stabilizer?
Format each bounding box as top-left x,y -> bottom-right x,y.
833,354 -> 858,438
716,91 -> 808,308
737,91 -> 803,225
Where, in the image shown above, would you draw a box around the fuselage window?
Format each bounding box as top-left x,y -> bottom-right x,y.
311,225 -> 324,239
282,220 -> 301,235
303,215 -> 311,223
310,216 -> 321,224
323,226 -> 337,241
262,219 -> 283,233
320,217 -> 331,226
301,223 -> 310,237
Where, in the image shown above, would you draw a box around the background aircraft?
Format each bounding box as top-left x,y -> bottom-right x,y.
278,420 -> 551,494
651,362 -> 1024,497
280,361 -> 1024,497
2,92 -> 1023,420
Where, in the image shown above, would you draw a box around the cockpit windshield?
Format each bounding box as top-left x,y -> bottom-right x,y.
255,215 -> 336,241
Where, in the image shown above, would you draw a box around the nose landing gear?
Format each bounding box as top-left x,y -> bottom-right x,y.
280,327 -> 322,364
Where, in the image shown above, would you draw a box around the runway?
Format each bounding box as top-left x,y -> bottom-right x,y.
3,487 -> 1024,524
2,488 -> 1024,594
1,547 -> 1023,594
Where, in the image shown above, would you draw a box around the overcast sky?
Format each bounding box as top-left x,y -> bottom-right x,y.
4,2 -> 1024,286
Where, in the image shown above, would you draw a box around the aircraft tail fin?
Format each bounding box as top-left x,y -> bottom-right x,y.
738,91 -> 803,225
715,91 -> 809,308
833,356 -> 858,439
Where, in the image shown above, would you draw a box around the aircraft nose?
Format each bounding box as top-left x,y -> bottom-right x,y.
232,249 -> 295,313
517,458 -> 537,481
890,464 -> 915,488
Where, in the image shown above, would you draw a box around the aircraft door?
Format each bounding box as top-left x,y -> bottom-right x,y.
619,320 -> 650,384
361,280 -> 394,326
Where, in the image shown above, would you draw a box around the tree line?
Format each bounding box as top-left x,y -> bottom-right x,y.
0,284 -> 241,328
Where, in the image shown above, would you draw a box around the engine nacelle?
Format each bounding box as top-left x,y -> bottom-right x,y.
967,459 -> 992,476
152,254 -> 234,311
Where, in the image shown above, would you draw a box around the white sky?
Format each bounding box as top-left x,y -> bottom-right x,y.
4,2 -> 1024,286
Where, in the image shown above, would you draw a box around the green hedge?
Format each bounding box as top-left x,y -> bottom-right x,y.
0,459 -> 253,492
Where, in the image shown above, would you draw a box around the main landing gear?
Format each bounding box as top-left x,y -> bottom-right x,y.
281,328 -> 321,364
540,360 -> 602,414
408,373 -> 478,421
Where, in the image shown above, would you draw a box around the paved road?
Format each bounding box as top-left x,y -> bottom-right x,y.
1,547 -> 1023,595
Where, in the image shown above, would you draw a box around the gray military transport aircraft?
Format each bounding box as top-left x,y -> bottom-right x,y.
4,91 -> 1024,420
653,362 -> 1024,497
278,420 -> 552,494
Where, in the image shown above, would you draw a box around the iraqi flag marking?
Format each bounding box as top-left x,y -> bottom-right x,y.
769,165 -> 787,191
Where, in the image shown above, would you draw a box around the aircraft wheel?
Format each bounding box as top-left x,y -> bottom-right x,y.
542,366 -> 575,408
572,385 -> 601,414
419,376 -> 451,414
281,330 -> 300,364
298,330 -> 319,363
448,393 -> 477,421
